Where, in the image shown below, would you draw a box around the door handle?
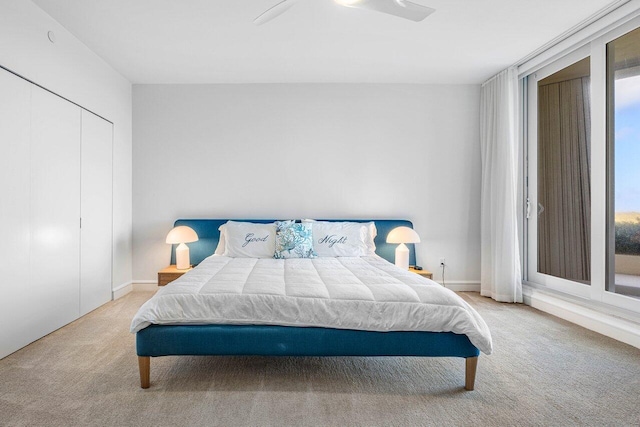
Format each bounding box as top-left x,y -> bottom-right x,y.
538,203 -> 545,216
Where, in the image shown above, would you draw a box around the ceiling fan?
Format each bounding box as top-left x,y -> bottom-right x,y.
254,0 -> 436,25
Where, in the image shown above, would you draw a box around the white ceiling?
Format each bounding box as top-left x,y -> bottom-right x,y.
33,0 -> 617,84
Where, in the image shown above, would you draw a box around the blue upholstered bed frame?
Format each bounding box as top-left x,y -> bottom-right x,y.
136,219 -> 480,390
168,219 -> 417,267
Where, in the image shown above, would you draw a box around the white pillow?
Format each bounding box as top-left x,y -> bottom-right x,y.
303,220 -> 377,256
222,221 -> 277,258
364,222 -> 377,256
303,220 -> 374,257
214,224 -> 226,255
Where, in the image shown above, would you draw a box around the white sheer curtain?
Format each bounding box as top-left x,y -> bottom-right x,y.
480,67 -> 522,303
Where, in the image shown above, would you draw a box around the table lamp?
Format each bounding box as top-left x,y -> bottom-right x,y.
386,226 -> 420,270
166,226 -> 199,270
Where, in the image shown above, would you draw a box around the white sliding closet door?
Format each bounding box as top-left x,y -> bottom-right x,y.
0,68 -> 114,360
80,110 -> 113,315
0,70 -> 32,358
30,87 -> 81,334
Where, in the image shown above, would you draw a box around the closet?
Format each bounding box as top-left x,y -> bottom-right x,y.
0,68 -> 113,359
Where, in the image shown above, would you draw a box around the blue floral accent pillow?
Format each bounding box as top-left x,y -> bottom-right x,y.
274,221 -> 316,259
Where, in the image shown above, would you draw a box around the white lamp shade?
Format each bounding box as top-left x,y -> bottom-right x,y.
166,226 -> 199,244
386,226 -> 420,244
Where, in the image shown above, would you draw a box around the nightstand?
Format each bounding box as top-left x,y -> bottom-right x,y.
158,265 -> 192,286
409,267 -> 433,280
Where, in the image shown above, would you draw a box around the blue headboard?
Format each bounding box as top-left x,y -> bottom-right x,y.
170,219 -> 416,266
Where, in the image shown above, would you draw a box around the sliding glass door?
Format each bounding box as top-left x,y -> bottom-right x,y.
527,48 -> 593,298
526,16 -> 640,313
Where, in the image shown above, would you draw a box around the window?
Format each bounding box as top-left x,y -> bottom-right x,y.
606,27 -> 640,299
526,48 -> 593,298
538,58 -> 591,285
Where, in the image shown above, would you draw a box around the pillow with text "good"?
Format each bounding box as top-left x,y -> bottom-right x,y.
222,221 -> 276,258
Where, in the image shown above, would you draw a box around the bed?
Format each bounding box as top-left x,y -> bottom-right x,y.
133,219 -> 492,390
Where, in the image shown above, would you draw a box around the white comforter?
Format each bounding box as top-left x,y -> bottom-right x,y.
131,255 -> 493,354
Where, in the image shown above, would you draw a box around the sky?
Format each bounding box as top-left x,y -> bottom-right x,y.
614,75 -> 640,213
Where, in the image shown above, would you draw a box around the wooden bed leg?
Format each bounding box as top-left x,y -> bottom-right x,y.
138,356 -> 150,389
465,357 -> 478,391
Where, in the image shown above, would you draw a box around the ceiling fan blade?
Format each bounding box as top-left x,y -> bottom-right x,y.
254,0 -> 298,25
343,0 -> 435,22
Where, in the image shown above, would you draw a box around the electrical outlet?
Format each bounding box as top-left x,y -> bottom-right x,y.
439,257 -> 446,266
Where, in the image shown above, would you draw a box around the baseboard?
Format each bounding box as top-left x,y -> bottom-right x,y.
118,280 -> 159,294
112,281 -> 133,300
438,281 -> 480,292
524,286 -> 640,349
133,282 -> 159,292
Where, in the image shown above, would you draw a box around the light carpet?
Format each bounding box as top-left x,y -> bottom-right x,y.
0,291 -> 638,427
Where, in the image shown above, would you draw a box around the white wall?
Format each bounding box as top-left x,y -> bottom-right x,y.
0,0 -> 133,290
133,84 -> 481,285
